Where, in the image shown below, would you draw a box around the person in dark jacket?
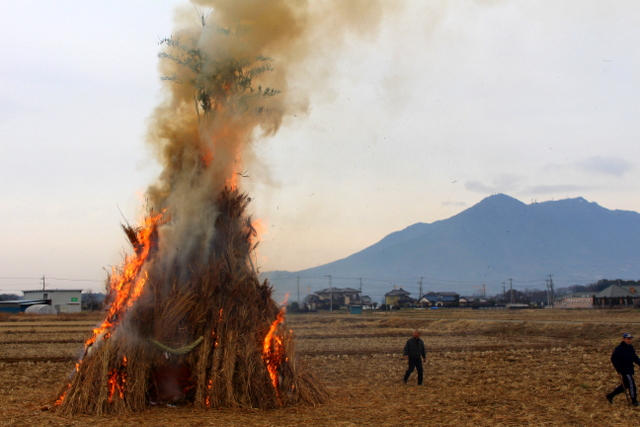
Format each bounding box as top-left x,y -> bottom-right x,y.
403,330 -> 426,385
606,333 -> 640,406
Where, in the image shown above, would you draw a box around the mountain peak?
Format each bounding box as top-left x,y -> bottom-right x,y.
266,194 -> 640,303
478,193 -> 526,207
453,193 -> 526,221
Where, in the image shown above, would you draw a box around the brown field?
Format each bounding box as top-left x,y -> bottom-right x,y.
2,309 -> 640,426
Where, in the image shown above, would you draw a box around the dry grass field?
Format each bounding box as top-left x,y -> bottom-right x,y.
2,309 -> 640,426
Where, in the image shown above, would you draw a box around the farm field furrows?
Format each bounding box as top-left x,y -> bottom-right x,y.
1,309 -> 640,426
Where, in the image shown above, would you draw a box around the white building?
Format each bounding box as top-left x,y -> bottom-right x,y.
22,289 -> 82,313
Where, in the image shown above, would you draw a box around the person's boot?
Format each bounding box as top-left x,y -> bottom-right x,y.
632,398 -> 639,407
606,393 -> 614,404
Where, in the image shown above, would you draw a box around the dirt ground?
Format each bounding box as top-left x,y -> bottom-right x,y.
2,309 -> 640,426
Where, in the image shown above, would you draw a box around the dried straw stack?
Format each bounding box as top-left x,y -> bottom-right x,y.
55,188 -> 328,415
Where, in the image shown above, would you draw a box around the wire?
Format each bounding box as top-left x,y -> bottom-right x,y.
0,276 -> 103,283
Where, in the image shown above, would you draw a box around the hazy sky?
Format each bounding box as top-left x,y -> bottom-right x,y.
2,1 -> 640,295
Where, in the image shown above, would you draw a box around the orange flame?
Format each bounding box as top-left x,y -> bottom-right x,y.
84,211 -> 165,352
202,150 -> 213,167
57,212 -> 164,405
205,378 -> 213,408
107,369 -> 118,403
262,307 -> 286,402
54,384 -> 70,406
225,174 -> 238,190
107,356 -> 127,403
250,218 -> 268,245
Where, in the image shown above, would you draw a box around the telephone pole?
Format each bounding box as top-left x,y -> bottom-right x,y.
502,282 -> 507,303
509,278 -> 514,304
418,277 -> 424,307
42,275 -> 46,292
296,276 -> 300,306
548,274 -> 554,307
545,279 -> 550,307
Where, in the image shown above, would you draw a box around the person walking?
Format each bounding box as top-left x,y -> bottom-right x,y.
403,329 -> 426,385
606,333 -> 640,406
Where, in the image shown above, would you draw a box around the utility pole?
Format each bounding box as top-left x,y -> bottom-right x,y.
509,278 -> 514,304
418,277 -> 424,308
296,276 -> 300,306
545,279 -> 550,307
325,275 -> 333,312
548,274 -> 554,307
483,284 -> 486,299
42,275 -> 46,292
502,282 -> 507,303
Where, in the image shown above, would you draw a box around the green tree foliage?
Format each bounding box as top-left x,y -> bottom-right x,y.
158,29 -> 280,120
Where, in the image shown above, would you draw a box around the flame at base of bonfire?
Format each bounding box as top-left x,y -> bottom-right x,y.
262,307 -> 287,403
54,189 -> 328,415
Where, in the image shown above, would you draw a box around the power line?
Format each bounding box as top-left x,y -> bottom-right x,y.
0,276 -> 103,283
266,273 -> 601,290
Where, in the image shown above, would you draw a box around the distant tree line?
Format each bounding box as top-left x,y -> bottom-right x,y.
82,292 -> 106,311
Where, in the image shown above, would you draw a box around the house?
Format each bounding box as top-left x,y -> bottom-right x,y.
22,289 -> 82,313
313,287 -> 361,309
459,296 -> 490,308
423,292 -> 459,307
384,288 -> 412,307
555,292 -> 597,309
418,296 -> 432,307
593,285 -> 640,308
302,293 -> 321,311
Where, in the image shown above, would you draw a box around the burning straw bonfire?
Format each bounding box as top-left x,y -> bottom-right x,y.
55,1 -> 327,415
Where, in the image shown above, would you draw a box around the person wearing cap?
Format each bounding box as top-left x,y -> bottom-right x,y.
403,330 -> 426,385
606,333 -> 640,406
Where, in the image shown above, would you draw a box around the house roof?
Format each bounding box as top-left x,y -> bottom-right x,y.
595,285 -> 640,298
385,288 -> 410,296
23,289 -> 83,293
620,285 -> 640,295
424,292 -> 459,300
0,299 -> 49,306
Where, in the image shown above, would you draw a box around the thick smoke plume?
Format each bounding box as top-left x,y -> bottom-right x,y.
146,0 -> 391,274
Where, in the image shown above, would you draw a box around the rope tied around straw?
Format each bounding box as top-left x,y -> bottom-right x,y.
149,336 -> 204,355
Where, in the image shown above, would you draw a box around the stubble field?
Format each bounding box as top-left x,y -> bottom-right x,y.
1,309 -> 640,426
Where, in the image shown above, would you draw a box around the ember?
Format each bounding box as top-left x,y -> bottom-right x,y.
54,0 -> 328,415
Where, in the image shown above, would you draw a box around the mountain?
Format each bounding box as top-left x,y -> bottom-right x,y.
263,194 -> 640,303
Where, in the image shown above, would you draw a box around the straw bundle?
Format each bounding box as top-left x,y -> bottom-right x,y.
55,188 -> 328,415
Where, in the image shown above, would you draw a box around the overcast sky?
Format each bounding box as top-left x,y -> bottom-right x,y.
2,1 -> 639,294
